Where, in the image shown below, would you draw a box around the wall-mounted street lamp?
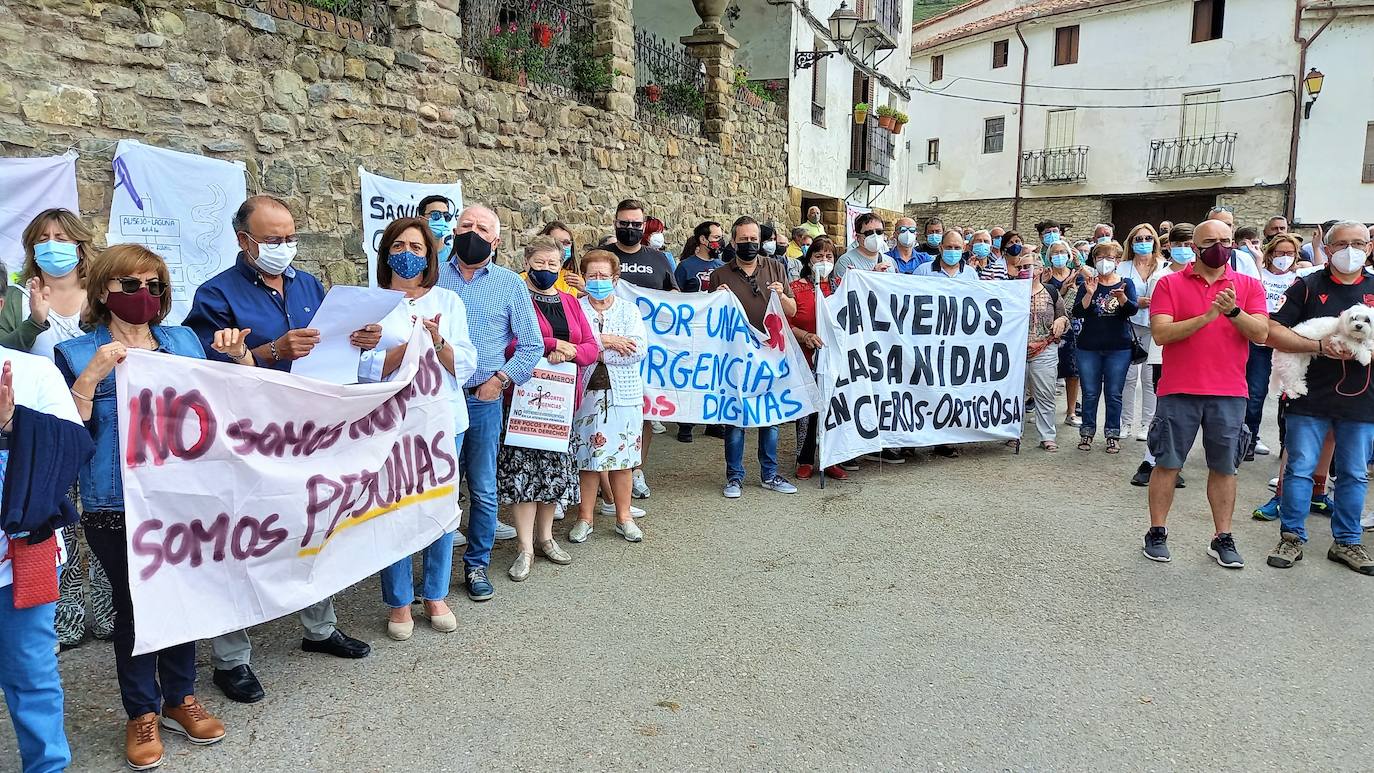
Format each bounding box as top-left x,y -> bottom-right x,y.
1303,67 -> 1324,119
793,1 -> 861,73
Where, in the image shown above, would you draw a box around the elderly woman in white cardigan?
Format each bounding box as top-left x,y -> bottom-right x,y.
568,249 -> 649,544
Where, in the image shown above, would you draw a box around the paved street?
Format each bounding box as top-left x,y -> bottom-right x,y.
7,399 -> 1374,771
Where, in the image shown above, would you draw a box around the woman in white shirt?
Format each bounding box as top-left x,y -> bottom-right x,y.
1118,224 -> 1165,441
568,249 -> 648,544
363,218 -> 478,642
1247,234 -> 1305,459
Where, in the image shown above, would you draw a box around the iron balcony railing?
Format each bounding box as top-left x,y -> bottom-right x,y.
1148,133 -> 1237,180
460,0 -> 600,103
634,28 -> 705,134
856,0 -> 901,49
849,116 -> 893,185
1020,146 -> 1089,185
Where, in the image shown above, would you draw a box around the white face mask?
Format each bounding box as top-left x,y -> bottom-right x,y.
1331,246 -> 1368,274
254,241 -> 297,275
863,233 -> 886,254
813,261 -> 833,279
1272,255 -> 1295,273
761,240 -> 777,256
1096,259 -> 1117,276
896,231 -> 916,247
648,232 -> 666,250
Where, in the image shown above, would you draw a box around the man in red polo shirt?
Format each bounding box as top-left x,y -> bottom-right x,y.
1143,219 -> 1270,567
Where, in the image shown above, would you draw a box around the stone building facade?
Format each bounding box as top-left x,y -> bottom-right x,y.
0,0 -> 788,285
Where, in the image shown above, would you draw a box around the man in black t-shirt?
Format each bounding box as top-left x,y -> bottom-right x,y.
609,198 -> 678,291
1265,221 -> 1374,575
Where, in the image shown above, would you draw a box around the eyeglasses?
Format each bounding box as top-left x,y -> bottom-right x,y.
1213,205 -> 1235,212
1132,235 -> 1155,243
247,233 -> 298,247
616,219 -> 645,229
896,226 -> 918,234
111,276 -> 167,297
860,229 -> 884,237
428,211 -> 454,223
1329,240 -> 1371,250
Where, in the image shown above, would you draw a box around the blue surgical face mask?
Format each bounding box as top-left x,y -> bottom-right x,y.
33,240 -> 80,277
926,233 -> 943,248
941,249 -> 963,266
1131,241 -> 1152,256
529,268 -> 559,290
992,237 -> 1003,249
1096,236 -> 1112,244
387,250 -> 428,280
970,242 -> 992,259
428,218 -> 453,239
562,245 -> 573,262
1042,232 -> 1061,247
1050,254 -> 1069,268
1169,246 -> 1195,264
585,278 -> 615,300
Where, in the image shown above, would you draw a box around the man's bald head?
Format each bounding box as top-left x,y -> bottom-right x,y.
1195,218 -> 1233,245
457,204 -> 502,248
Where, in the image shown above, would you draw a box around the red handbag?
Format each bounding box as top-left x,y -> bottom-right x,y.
8,533 -> 59,609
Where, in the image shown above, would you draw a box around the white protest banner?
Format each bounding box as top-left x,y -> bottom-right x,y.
504,358 -> 577,452
108,140 -> 247,324
0,152 -> 79,274
815,271 -> 1029,467
359,167 -> 463,287
618,283 -> 820,427
116,328 -> 458,655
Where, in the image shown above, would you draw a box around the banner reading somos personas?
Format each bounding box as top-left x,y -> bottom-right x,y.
116,328 -> 458,655
617,283 -> 821,428
815,271 -> 1030,467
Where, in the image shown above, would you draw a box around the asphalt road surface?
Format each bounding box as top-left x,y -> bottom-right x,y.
6,398 -> 1373,771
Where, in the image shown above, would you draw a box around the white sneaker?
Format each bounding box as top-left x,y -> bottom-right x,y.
1255,438 -> 1271,456
614,521 -> 644,542
599,501 -> 646,518
553,503 -> 565,521
650,421 -> 667,435
1135,428 -> 1148,442
1363,511 -> 1374,531
495,523 -> 516,540
454,530 -> 467,547
1269,476 -> 1280,491
631,469 -> 650,499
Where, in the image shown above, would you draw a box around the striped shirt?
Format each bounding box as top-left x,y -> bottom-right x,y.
437,258 -> 543,388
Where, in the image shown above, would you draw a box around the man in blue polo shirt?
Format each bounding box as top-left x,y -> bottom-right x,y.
437,204 -> 543,602
184,195 -> 377,705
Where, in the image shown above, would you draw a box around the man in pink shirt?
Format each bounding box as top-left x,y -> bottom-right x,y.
1143,219 -> 1270,568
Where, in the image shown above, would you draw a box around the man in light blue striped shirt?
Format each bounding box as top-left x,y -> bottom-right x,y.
437,204 -> 543,603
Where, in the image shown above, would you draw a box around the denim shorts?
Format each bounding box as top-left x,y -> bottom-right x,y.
1148,394 -> 1249,475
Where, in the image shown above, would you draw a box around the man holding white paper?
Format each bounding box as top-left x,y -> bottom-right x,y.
182,195 -> 376,705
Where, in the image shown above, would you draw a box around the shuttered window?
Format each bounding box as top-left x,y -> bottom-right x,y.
1363,123 -> 1374,183
927,138 -> 940,164
930,55 -> 944,82
1191,0 -> 1225,42
992,39 -> 1009,69
1181,91 -> 1220,137
1054,25 -> 1079,66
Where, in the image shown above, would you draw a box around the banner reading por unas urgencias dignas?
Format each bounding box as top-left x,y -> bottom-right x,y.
115,328 -> 457,655
617,283 -> 821,428
815,271 -> 1030,467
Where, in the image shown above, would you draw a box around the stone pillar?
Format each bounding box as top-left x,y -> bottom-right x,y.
393,0 -> 461,65
681,29 -> 738,149
590,0 -> 636,117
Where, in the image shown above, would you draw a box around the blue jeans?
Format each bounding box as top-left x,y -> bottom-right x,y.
725,425 -> 779,483
1075,348 -> 1132,439
0,585 -> 70,773
382,429 -> 461,607
1244,344 -> 1273,436
1280,414 -> 1374,544
461,395 -> 503,572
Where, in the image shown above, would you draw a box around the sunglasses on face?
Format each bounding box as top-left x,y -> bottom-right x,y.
860,229 -> 884,237
428,211 -> 454,223
1132,236 -> 1154,243
896,226 -> 919,234
111,277 -> 167,297
616,220 -> 645,229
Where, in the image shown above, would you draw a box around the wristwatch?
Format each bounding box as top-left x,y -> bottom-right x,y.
494,371 -> 512,388
1225,307 -> 1242,318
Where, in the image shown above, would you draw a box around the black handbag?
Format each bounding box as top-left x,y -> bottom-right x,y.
1129,328 -> 1149,365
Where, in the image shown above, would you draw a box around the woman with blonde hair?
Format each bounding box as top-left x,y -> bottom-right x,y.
1118,223 -> 1165,441
55,244 -> 252,769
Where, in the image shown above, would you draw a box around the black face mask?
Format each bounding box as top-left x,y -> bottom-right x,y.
735,243 -> 760,262
707,243 -> 724,260
615,226 -> 644,247
453,230 -> 493,266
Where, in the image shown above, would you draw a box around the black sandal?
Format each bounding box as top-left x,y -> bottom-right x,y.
1106,438 -> 1120,454
1077,437 -> 1092,451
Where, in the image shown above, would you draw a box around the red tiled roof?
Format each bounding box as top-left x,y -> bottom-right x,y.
912,0 -> 1134,53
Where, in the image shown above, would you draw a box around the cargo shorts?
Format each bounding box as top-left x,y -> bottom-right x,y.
1148,394 -> 1250,475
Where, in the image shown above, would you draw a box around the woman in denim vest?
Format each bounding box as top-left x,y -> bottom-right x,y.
54,244 -> 253,771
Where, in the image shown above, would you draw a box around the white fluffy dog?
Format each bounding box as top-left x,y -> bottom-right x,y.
1271,304 -> 1374,397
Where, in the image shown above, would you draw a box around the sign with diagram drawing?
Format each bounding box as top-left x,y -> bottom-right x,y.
107,141 -> 247,324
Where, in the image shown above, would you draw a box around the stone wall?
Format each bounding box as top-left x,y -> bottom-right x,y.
906,195 -> 1109,236
0,0 -> 788,284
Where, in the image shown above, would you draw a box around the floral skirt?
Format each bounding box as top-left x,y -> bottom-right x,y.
570,389 -> 643,472
496,445 -> 580,506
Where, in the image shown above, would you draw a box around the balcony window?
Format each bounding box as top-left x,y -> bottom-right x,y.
983,117 -> 1005,154
1191,0 -> 1225,43
1020,147 -> 1089,186
992,39 -> 1009,69
849,115 -> 894,185
810,35 -> 826,127
1054,25 -> 1079,66
1148,133 -> 1238,179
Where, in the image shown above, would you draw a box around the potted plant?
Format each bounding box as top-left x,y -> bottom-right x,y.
853,102 -> 869,124
877,105 -> 896,131
893,110 -> 909,134
643,82 -> 662,102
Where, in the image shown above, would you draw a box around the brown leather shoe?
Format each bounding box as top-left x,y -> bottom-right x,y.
125,713 -> 164,770
160,695 -> 226,745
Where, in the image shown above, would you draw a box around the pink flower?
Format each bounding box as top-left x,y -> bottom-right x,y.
492,24 -> 502,35
634,437 -> 642,451
507,21 -> 518,33
559,9 -> 568,25
590,432 -> 607,449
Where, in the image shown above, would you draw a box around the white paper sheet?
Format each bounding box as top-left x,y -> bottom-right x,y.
292,285 -> 406,384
